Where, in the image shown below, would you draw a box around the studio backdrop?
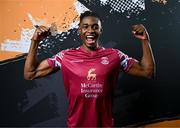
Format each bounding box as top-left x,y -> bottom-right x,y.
1,0 -> 180,127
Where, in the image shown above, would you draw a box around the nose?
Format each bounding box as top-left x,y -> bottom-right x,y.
87,26 -> 94,33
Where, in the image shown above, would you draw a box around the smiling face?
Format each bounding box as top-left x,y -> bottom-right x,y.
78,16 -> 102,51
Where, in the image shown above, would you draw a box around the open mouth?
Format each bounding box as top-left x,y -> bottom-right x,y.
86,35 -> 96,45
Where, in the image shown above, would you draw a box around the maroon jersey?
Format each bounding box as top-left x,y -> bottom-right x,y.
47,46 -> 136,127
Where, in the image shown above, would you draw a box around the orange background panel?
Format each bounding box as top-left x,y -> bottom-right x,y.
144,119 -> 180,127
0,0 -> 78,61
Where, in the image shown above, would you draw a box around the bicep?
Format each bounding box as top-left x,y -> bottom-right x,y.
127,60 -> 155,79
25,59 -> 56,80
126,61 -> 145,77
34,59 -> 57,78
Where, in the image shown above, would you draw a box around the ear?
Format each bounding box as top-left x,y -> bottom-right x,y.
100,28 -> 103,34
77,27 -> 81,35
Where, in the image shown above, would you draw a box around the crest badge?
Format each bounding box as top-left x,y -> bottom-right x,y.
101,57 -> 109,65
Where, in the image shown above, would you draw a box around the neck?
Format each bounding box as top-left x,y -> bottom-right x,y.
82,43 -> 99,51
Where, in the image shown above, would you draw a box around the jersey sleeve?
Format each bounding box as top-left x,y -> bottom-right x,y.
47,51 -> 64,69
116,49 -> 137,72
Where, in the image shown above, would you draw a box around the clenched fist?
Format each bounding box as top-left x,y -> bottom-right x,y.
31,26 -> 50,42
132,24 -> 149,41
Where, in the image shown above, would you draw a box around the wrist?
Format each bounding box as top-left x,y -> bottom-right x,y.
141,39 -> 150,45
31,38 -> 39,43
141,38 -> 150,43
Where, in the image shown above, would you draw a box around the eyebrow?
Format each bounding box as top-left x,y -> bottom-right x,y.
82,23 -> 99,26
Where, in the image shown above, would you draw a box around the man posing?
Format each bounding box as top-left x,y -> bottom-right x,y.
24,11 -> 155,127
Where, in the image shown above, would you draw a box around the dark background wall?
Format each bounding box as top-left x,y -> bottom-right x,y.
1,0 -> 180,127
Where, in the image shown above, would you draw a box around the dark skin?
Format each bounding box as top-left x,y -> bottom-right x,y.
78,16 -> 102,51
24,16 -> 155,80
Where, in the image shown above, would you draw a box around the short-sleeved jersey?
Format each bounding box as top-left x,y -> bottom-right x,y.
47,46 -> 136,127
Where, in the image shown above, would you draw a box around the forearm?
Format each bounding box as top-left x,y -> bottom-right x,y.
140,39 -> 155,76
24,26 -> 54,80
129,24 -> 155,78
24,40 -> 39,73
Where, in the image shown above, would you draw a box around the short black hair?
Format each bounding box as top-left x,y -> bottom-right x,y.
80,11 -> 101,23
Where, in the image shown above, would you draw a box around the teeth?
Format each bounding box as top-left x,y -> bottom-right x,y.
86,35 -> 94,38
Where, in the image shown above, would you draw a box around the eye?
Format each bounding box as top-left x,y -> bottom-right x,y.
82,25 -> 88,29
92,25 -> 99,30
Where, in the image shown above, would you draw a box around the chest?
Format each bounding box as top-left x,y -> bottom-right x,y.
61,52 -> 120,80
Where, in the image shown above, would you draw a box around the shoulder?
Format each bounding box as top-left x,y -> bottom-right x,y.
56,47 -> 82,56
101,47 -> 123,54
58,47 -> 79,53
